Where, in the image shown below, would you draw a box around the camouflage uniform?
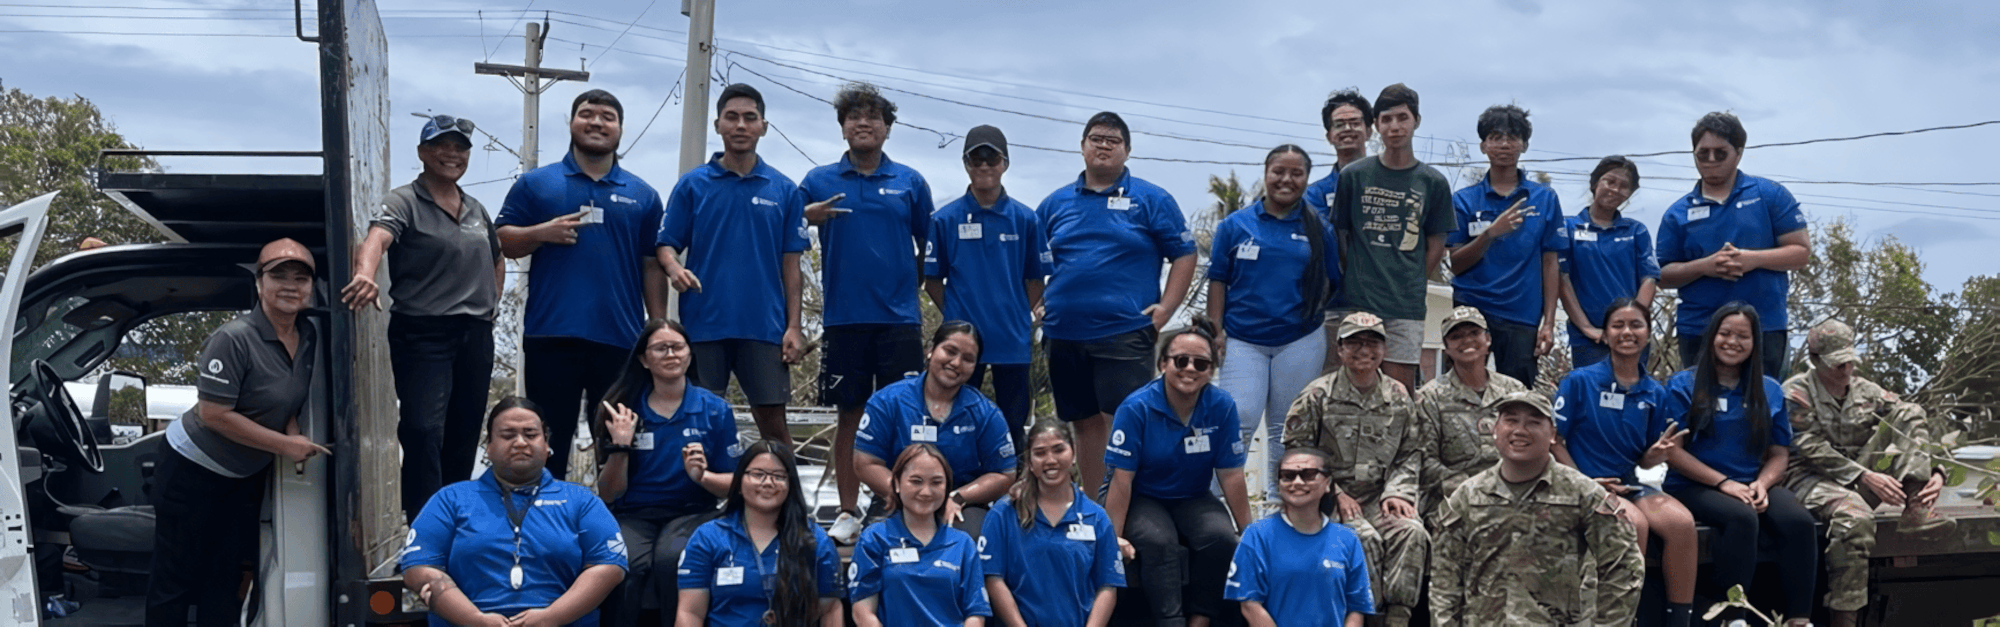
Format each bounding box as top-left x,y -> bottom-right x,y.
1283,366 -> 1428,611
1414,365 -> 1528,525
1782,321 -> 1936,612
1431,460 -> 1643,627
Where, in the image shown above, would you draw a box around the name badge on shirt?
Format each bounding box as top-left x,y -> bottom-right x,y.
1688,206 -> 1711,221
958,223 -> 984,240
1718,398 -> 1729,412
716,566 -> 745,586
578,204 -> 606,224
1067,524 -> 1097,541
1573,229 -> 1599,242
1107,197 -> 1133,211
889,548 -> 920,564
1599,392 -> 1626,410
911,424 -> 939,443
1235,243 -> 1260,260
635,432 -> 656,451
1183,434 -> 1210,454
1469,220 -> 1492,237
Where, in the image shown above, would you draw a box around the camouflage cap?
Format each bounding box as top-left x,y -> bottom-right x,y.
1807,319 -> 1861,367
1337,311 -> 1387,341
1496,390 -> 1553,419
1441,305 -> 1488,335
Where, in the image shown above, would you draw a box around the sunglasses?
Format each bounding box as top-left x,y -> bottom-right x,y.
1277,468 -> 1327,483
1168,354 -> 1214,373
428,114 -> 476,136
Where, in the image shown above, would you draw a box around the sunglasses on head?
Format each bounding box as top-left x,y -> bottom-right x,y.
1277,468 -> 1327,483
1168,354 -> 1213,372
429,114 -> 476,136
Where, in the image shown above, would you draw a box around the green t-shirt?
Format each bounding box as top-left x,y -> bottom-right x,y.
1332,155 -> 1456,320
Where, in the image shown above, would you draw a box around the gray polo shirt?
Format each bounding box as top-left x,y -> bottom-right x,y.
167,307 -> 317,478
371,180 -> 502,318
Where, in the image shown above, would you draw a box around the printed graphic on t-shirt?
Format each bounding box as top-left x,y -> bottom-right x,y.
1358,186 -> 1427,251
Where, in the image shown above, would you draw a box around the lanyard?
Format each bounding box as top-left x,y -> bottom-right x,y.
495,475 -> 540,589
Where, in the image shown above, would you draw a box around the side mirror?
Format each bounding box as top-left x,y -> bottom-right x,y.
97,371 -> 148,438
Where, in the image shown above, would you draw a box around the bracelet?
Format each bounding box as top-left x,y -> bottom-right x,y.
603,443 -> 634,454
1712,476 -> 1731,489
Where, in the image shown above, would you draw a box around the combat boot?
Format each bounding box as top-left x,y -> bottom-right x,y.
1898,500 -> 1956,535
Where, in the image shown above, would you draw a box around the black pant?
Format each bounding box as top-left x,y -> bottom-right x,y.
1480,311 -> 1542,387
1123,494 -> 1239,622
1670,484 -> 1818,616
524,337 -> 627,480
603,507 -> 716,627
146,449 -> 266,627
390,314 -> 495,520
1678,329 -> 1788,380
971,362 -> 1031,455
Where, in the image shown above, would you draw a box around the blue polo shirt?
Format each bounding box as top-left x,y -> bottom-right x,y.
978,487 -> 1126,627
801,153 -> 934,327
1037,169 -> 1196,341
1558,210 -> 1660,346
1447,174 -> 1567,327
1660,370 -> 1793,491
1655,172 -> 1807,336
656,153 -> 812,344
497,153 -> 665,349
1553,361 -> 1669,483
677,511 -> 843,627
1225,514 -> 1375,624
1207,200 -> 1342,347
854,375 -> 1018,488
401,469 -> 628,627
1304,171 -> 1339,223
611,384 -> 741,511
850,515 -> 992,625
925,190 -> 1049,365
1105,379 -> 1246,500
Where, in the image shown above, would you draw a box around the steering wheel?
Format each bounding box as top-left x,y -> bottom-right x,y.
33,359 -> 103,473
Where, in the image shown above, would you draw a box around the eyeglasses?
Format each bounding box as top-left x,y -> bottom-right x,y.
1694,148 -> 1734,164
428,114 -> 476,136
1277,468 -> 1327,483
1086,134 -> 1126,148
964,154 -> 1004,168
743,470 -> 788,484
1168,354 -> 1214,373
646,342 -> 689,356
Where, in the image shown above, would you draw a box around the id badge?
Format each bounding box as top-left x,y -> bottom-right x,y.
1688,206 -> 1711,221
1107,197 -> 1133,211
634,432 -> 656,451
1599,392 -> 1626,410
579,205 -> 606,224
911,424 -> 938,443
1067,524 -> 1097,541
958,222 -> 984,239
1469,220 -> 1492,237
1235,243 -> 1260,260
889,548 -> 919,564
1573,229 -> 1598,242
509,564 -> 523,590
1717,398 -> 1729,412
717,566 -> 745,586
1183,434 -> 1209,454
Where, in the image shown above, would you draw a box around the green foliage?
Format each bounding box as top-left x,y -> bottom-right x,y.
1788,218 -> 1952,395
0,85 -> 163,267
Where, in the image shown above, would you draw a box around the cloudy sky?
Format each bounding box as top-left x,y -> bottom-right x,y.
5,0 -> 1997,296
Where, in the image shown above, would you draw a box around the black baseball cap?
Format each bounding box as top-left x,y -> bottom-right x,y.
964,125 -> 1008,159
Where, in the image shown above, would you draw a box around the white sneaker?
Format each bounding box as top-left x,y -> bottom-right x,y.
829,511 -> 863,545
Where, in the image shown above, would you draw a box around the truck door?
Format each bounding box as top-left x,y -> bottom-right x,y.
0,192 -> 64,626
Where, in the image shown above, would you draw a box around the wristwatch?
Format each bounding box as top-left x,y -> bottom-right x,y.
604,443 -> 635,455
950,491 -> 968,507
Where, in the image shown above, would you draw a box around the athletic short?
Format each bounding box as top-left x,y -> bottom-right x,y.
1323,311 -> 1422,366
818,324 -> 923,410
689,339 -> 790,407
1047,327 -> 1156,422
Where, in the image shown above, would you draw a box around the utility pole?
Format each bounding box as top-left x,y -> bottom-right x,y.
474,18 -> 589,392
678,0 -> 715,175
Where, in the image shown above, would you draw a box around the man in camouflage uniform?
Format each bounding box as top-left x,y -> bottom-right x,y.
1431,391 -> 1641,627
1284,311 -> 1427,627
1783,318 -> 1953,627
1415,306 -> 1530,525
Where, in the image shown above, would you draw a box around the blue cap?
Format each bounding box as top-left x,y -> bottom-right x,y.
420,114 -> 474,145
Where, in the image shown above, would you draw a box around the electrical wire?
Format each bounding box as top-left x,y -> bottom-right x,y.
586,0 -> 655,71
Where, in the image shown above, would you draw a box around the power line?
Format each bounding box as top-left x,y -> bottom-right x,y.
765,120 -> 819,167
621,69 -> 686,157
484,1 -> 534,62
586,0 -> 655,71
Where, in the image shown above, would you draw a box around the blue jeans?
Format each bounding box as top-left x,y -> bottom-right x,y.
1479,311 -> 1542,387
1215,328 -> 1326,502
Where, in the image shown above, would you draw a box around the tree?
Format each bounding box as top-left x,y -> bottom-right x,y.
1786,218 -> 1951,395
1,85 -> 233,385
